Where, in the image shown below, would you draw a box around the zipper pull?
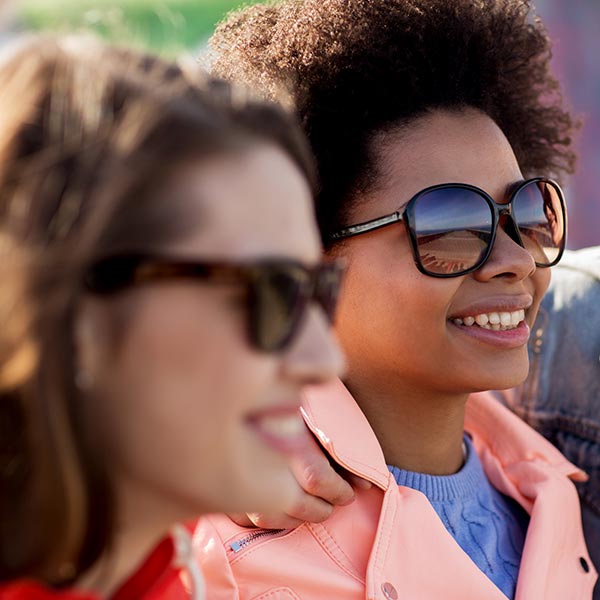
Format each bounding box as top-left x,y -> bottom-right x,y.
228,529 -> 286,555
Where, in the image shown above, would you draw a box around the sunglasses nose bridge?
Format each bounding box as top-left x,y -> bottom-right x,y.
497,203 -> 513,219
496,205 -> 524,248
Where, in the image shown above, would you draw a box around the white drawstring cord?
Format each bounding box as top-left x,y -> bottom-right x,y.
171,523 -> 206,600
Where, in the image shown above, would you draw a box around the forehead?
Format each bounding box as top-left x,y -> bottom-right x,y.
361,108 -> 523,216
163,145 -> 321,263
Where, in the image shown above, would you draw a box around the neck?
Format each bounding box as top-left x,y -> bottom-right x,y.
75,481 -> 190,597
344,372 -> 468,475
76,528 -> 164,598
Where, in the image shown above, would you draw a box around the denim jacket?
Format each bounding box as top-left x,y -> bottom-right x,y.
494,246 -> 600,594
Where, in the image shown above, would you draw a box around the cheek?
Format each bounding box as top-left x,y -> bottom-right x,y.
119,298 -> 240,398
335,245 -> 455,358
90,291 -> 278,485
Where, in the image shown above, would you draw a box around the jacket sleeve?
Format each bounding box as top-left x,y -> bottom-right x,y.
192,517 -> 240,600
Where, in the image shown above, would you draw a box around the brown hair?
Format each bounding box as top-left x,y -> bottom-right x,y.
0,34 -> 315,585
210,0 -> 579,246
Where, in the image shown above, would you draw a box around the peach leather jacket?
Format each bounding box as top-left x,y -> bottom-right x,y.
194,380 -> 597,599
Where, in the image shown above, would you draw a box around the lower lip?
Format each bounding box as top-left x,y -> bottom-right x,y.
246,410 -> 309,456
449,319 -> 531,348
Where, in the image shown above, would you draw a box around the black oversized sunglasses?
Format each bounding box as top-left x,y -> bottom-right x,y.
330,177 -> 567,277
84,254 -> 345,352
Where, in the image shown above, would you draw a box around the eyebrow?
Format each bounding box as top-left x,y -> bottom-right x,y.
500,178 -> 528,201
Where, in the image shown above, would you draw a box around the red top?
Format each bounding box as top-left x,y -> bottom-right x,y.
0,582 -> 98,600
0,535 -> 191,600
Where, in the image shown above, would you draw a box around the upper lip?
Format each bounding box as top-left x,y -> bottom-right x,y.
448,295 -> 533,320
245,397 -> 303,421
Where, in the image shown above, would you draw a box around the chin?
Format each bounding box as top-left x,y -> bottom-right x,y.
244,468 -> 301,514
210,465 -> 300,515
467,347 -> 530,391
469,366 -> 529,393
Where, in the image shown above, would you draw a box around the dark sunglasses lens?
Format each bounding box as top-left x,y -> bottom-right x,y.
512,180 -> 565,265
411,187 -> 493,275
315,263 -> 344,321
251,262 -> 344,352
251,266 -> 306,352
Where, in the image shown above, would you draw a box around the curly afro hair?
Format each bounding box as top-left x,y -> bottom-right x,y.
210,0 -> 578,244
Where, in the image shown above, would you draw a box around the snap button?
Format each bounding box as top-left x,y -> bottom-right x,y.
381,582 -> 398,599
580,556 -> 591,573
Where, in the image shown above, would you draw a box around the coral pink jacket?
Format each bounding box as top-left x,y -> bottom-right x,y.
194,380 -> 597,599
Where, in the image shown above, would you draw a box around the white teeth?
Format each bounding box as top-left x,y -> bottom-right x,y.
475,313 -> 489,326
451,309 -> 526,331
258,414 -> 304,438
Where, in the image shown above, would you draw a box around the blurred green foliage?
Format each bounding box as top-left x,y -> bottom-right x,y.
18,0 -> 263,55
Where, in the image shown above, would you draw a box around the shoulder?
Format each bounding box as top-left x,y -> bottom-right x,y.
466,391 -> 586,482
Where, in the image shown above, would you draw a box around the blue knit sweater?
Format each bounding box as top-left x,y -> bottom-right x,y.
388,436 -> 529,599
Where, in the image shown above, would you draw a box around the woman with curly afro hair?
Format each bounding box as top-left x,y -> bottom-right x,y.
193,1 -> 597,598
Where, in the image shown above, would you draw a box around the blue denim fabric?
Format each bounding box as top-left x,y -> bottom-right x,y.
495,247 -> 600,597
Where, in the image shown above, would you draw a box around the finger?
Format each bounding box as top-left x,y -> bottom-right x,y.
345,472 -> 373,491
227,513 -> 255,527
283,491 -> 334,523
290,433 -> 355,506
247,488 -> 335,528
246,511 -> 305,530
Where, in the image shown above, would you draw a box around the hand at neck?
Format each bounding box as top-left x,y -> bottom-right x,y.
345,373 -> 468,475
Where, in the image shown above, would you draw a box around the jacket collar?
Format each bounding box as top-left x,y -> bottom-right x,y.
301,379 -> 585,490
466,391 -> 586,482
301,379 -> 389,488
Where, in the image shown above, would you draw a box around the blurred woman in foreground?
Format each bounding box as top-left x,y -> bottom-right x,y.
0,36 -> 344,598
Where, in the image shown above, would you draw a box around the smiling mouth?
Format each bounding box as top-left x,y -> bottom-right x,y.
253,412 -> 306,438
246,406 -> 309,455
451,309 -> 526,331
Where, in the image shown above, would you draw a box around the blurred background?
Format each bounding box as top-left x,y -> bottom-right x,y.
1,0 -> 598,248
1,0 -> 261,56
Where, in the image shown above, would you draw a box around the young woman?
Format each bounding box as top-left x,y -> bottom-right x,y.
0,36 -> 344,598
193,0 -> 597,598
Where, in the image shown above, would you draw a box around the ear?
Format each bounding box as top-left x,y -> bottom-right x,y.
73,299 -> 109,391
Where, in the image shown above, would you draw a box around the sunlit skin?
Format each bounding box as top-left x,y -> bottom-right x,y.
331,108 -> 550,475
75,145 -> 345,595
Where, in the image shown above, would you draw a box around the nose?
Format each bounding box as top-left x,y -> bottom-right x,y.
473,220 -> 536,282
281,305 -> 346,384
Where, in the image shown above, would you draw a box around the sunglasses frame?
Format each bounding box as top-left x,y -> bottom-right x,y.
330,177 -> 567,278
83,254 -> 345,352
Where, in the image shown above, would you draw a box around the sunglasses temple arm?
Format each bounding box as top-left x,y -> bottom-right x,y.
330,212 -> 403,240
